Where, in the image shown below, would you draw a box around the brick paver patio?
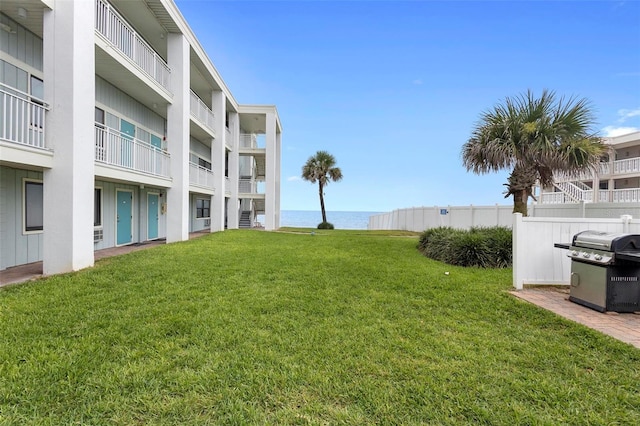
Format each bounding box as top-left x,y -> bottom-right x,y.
512,287 -> 640,349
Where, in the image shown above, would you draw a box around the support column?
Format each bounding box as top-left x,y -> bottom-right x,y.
227,112 -> 240,229
166,33 -> 189,242
210,91 -> 226,231
264,112 -> 280,230
42,1 -> 95,274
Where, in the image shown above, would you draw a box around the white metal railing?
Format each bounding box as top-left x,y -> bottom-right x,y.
599,162 -> 610,175
238,178 -> 262,194
599,191 -> 610,202
613,157 -> 640,175
539,192 -> 570,204
553,181 -> 587,202
611,188 -> 640,203
95,125 -> 169,177
190,91 -> 215,132
189,161 -> 214,188
95,0 -> 171,92
0,83 -> 47,149
239,134 -> 256,148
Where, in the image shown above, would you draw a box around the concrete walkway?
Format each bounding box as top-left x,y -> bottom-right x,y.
0,231 -> 211,287
511,287 -> 640,349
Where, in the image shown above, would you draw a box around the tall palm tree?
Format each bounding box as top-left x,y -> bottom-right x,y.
301,150 -> 343,223
462,90 -> 605,216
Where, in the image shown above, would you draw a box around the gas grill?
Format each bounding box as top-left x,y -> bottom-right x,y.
565,231 -> 640,313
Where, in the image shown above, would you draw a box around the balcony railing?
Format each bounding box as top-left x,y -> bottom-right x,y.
611,188 -> 640,203
239,134 -> 256,148
613,157 -> 640,175
95,0 -> 171,92
189,161 -> 214,189
95,125 -> 169,177
542,188 -> 639,204
238,178 -> 264,194
190,91 -> 215,133
0,83 -> 47,149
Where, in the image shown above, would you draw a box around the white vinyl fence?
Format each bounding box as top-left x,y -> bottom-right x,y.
368,205 -> 514,232
368,203 -> 640,231
512,214 -> 640,290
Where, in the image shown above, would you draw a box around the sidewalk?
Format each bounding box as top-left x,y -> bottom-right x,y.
0,231 -> 211,287
511,287 -> 640,349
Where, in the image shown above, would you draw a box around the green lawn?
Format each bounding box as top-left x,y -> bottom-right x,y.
1,230 -> 638,425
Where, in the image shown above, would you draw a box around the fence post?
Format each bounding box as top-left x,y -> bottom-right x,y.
621,214 -> 633,233
512,213 -> 524,290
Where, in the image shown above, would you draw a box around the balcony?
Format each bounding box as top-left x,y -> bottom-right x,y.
238,178 -> 265,195
95,125 -> 169,177
190,91 -> 215,137
613,157 -> 640,175
95,0 -> 171,93
0,84 -> 47,150
610,188 -> 640,203
189,161 -> 214,189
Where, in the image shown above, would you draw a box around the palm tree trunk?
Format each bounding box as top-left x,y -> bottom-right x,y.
512,190 -> 529,216
318,182 -> 327,223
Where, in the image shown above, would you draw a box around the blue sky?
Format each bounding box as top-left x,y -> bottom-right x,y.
175,0 -> 640,212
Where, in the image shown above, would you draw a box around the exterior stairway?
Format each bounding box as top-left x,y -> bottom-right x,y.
552,181 -> 593,203
239,211 -> 252,228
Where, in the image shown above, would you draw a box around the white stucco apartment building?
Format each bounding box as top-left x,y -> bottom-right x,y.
537,131 -> 640,204
0,0 -> 282,274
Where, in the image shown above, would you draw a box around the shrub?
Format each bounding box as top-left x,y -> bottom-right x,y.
417,226 -> 512,268
317,221 -> 334,229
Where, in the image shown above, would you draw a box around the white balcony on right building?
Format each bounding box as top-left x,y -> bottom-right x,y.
538,131 -> 640,204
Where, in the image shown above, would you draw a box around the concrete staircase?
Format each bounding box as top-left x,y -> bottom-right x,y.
239,211 -> 252,228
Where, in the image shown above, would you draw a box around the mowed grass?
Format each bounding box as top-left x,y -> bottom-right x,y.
1,230 -> 638,425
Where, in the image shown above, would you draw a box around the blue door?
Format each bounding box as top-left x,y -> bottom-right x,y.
116,191 -> 132,245
147,193 -> 159,240
120,119 -> 135,168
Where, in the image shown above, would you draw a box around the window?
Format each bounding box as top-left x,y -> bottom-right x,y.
24,180 -> 43,232
225,111 -> 230,128
94,188 -> 102,227
198,157 -> 211,170
196,198 -> 210,218
30,76 -> 44,104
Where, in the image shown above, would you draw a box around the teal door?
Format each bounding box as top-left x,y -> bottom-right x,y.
147,193 -> 159,240
116,191 -> 132,245
120,119 -> 135,168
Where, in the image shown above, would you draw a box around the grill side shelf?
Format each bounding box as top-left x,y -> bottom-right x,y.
615,251 -> 640,263
554,243 -> 571,250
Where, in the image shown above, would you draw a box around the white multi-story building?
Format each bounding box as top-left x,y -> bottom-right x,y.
0,0 -> 282,274
537,131 -> 640,205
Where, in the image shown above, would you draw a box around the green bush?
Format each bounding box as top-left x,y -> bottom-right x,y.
317,221 -> 335,229
417,226 -> 512,268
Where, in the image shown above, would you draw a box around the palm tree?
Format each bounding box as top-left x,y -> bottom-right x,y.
301,150 -> 343,224
462,90 -> 605,216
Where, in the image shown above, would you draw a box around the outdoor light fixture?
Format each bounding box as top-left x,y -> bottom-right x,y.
0,23 -> 15,33
17,7 -> 28,20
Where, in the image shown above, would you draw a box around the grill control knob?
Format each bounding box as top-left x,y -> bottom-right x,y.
594,254 -> 603,261
571,251 -> 579,257
582,252 -> 590,258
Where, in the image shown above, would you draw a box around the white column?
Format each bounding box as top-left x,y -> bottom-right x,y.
166,33 -> 189,242
42,1 -> 95,275
210,91 -> 226,231
264,112 -> 280,230
227,112 -> 240,229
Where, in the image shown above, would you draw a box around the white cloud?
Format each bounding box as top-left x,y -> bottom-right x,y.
617,108 -> 640,123
287,176 -> 301,182
602,126 -> 640,137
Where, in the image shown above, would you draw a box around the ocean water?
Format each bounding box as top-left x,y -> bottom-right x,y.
280,210 -> 381,230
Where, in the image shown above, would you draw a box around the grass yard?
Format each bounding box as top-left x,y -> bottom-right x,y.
1,230 -> 638,424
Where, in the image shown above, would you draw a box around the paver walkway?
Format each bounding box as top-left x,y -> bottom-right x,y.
511,287 -> 640,349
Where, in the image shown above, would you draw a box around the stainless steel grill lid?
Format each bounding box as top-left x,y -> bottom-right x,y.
572,230 -> 640,252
